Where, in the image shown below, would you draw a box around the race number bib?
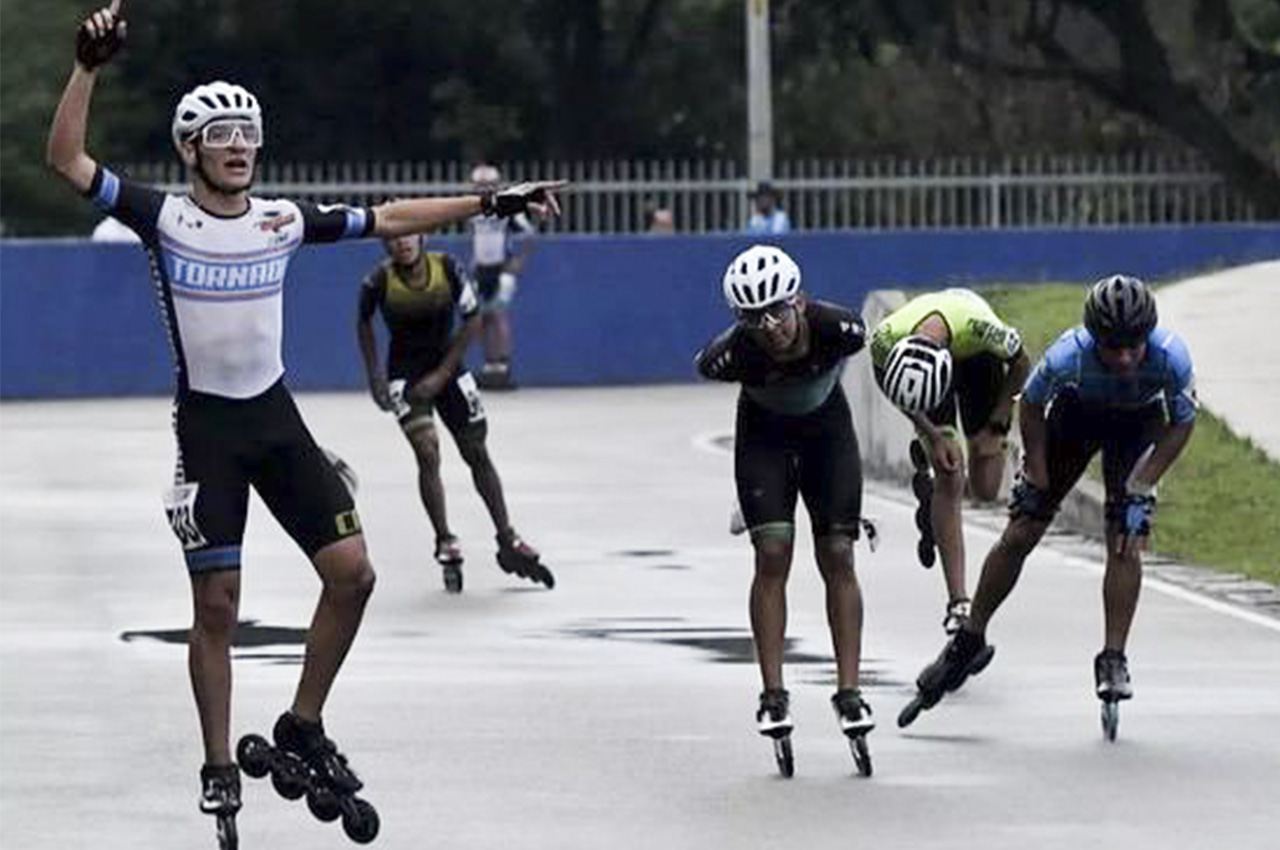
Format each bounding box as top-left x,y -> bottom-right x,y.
456,372 -> 486,423
163,482 -> 208,550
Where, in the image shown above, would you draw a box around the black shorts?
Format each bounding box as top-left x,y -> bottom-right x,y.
389,370 -> 487,444
927,353 -> 1006,436
734,384 -> 863,538
164,381 -> 360,573
1036,392 -> 1169,530
472,264 -> 514,311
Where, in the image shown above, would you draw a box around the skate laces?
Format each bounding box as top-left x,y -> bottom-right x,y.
943,599 -> 971,635
200,764 -> 242,812
831,689 -> 872,723
757,689 -> 791,724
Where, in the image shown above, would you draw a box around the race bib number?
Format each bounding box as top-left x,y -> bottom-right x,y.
388,379 -> 412,418
163,483 -> 208,551
456,372 -> 486,423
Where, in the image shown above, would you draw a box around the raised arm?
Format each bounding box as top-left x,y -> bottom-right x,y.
47,2 -> 127,192
370,181 -> 567,238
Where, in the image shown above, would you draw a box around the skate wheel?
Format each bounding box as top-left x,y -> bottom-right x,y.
850,736 -> 873,778
307,786 -> 342,822
216,812 -> 238,850
917,536 -> 936,569
271,755 -> 309,801
536,565 -> 556,590
443,564 -> 463,594
897,697 -> 924,729
341,798 -> 380,844
772,735 -> 795,778
1101,701 -> 1119,742
236,734 -> 272,779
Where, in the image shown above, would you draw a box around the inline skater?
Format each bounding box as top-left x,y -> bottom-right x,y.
870,288 -> 1030,634
467,163 -> 537,390
900,275 -> 1196,730
696,245 -> 875,776
356,234 -> 554,592
47,3 -> 563,841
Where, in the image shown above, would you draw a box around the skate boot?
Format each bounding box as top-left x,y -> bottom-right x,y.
273,712 -> 380,843
496,530 -> 555,589
479,360 -> 516,391
200,764 -> 241,850
910,439 -> 937,568
756,688 -> 795,777
435,535 -> 464,594
239,713 -> 380,844
898,628 -> 996,728
831,688 -> 875,777
942,598 -> 971,635
1095,648 -> 1132,742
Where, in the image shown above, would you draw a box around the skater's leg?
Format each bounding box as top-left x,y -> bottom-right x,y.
750,531 -> 794,691
814,533 -> 862,691
292,535 -> 376,722
967,515 -> 1047,633
966,431 -> 1006,504
189,570 -> 242,766
1101,528 -> 1143,651
405,421 -> 452,540
930,461 -> 970,610
456,435 -> 514,535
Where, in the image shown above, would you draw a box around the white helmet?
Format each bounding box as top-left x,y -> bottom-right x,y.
881,335 -> 953,414
722,245 -> 801,310
471,164 -> 502,185
171,81 -> 263,153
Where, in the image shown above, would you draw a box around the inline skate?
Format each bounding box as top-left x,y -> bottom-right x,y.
237,712 -> 379,844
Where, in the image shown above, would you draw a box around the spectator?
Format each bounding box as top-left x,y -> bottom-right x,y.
746,182 -> 791,235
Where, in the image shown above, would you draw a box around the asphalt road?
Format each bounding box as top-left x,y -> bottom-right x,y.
2,385 -> 1277,850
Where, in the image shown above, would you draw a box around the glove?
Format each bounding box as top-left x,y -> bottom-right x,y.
480,181 -> 564,218
76,9 -> 127,70
1121,493 -> 1157,538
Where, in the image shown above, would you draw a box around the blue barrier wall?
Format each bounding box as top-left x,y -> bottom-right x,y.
3,225 -> 1278,398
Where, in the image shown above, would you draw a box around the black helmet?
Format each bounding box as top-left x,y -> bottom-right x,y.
1084,274 -> 1157,346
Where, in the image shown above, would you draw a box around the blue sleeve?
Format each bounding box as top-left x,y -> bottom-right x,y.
85,166 -> 164,242
1021,329 -> 1078,405
1158,330 -> 1198,424
297,200 -> 375,244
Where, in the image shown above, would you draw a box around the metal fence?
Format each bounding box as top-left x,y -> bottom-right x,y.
126,153 -> 1258,234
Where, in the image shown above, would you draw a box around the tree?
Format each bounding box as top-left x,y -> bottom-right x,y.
774,0 -> 1280,215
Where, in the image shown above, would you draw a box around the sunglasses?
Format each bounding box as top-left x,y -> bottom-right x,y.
198,120 -> 262,149
737,299 -> 796,330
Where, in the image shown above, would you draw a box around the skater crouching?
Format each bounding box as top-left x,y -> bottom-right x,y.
695,245 -> 875,776
900,275 -> 1196,730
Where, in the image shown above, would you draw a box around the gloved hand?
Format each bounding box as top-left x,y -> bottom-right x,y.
480,181 -> 567,218
1009,471 -> 1054,521
76,3 -> 127,70
1117,492 -> 1157,556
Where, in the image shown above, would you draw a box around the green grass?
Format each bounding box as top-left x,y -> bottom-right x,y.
976,284 -> 1280,585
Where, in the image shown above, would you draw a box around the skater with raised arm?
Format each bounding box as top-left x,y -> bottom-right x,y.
696,245 -> 875,777
47,4 -> 562,843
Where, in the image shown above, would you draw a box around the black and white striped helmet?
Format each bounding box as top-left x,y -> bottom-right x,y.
722,245 -> 801,311
1084,274 -> 1157,345
171,81 -> 262,153
881,335 -> 953,414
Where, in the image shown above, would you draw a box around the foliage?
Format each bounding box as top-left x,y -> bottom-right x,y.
3,0 -> 1277,233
